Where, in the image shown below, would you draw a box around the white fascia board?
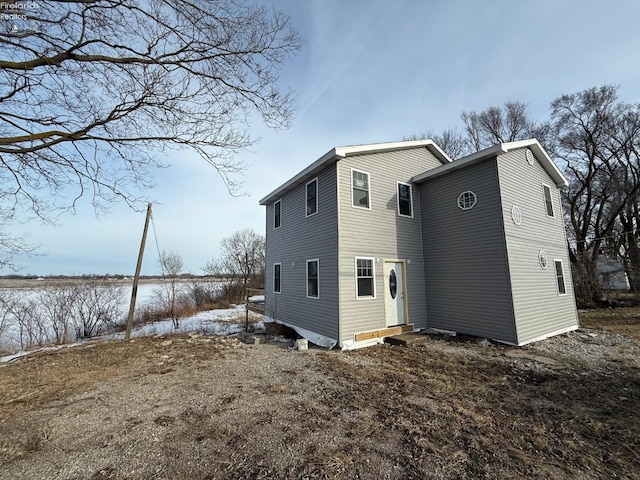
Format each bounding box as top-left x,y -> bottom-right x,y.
259,139 -> 452,205
259,148 -> 344,205
335,139 -> 452,164
412,138 -> 568,188
501,139 -> 568,188
412,144 -> 507,183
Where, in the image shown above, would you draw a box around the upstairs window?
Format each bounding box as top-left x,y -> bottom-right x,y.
543,184 -> 555,217
273,263 -> 281,293
274,200 -> 281,229
397,182 -> 413,217
306,259 -> 319,298
356,258 -> 375,298
352,170 -> 370,209
555,260 -> 567,295
306,178 -> 318,217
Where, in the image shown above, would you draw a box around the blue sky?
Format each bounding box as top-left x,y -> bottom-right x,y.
10,0 -> 640,276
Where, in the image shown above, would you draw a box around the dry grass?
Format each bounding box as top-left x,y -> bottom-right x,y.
0,311 -> 639,479
315,338 -> 640,478
580,306 -> 640,338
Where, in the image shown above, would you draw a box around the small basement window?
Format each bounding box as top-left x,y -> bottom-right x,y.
457,191 -> 477,210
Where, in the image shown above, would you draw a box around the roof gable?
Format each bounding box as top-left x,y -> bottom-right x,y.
412,139 -> 568,188
259,140 -> 452,205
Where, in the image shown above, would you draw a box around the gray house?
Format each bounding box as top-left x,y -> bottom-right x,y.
259,139 -> 579,349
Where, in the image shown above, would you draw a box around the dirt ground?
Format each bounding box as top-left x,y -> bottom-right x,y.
1,312 -> 639,479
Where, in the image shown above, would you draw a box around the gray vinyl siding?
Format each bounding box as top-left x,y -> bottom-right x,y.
264,163 -> 339,341
337,147 -> 443,345
497,148 -> 578,344
419,158 -> 517,343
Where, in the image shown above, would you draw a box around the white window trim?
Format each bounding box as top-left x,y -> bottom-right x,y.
351,168 -> 371,210
306,258 -> 319,299
457,190 -> 477,210
554,259 -> 567,296
274,199 -> 282,230
305,178 -> 318,217
355,257 -> 376,300
273,263 -> 282,294
542,183 -> 555,218
397,181 -> 414,218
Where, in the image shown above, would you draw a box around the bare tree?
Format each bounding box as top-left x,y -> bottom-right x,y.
550,85 -> 640,305
203,256 -> 240,303
11,299 -> 48,349
407,102 -> 548,160
204,229 -> 264,302
37,283 -> 77,344
0,0 -> 302,267
71,278 -> 126,338
404,128 -> 469,159
158,251 -> 184,329
461,102 -> 535,150
0,290 -> 23,350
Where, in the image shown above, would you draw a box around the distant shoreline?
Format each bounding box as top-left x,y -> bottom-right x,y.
0,275 -> 220,289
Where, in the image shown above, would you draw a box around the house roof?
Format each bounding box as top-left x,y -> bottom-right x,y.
259,139 -> 452,205
412,139 -> 568,188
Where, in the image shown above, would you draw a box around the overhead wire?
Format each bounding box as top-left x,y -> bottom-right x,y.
149,208 -> 171,300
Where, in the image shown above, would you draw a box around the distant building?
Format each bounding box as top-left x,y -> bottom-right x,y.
260,139 -> 579,349
597,256 -> 630,290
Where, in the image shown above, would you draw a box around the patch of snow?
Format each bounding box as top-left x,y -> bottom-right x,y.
0,342 -> 85,364
0,350 -> 33,364
0,304 -> 253,363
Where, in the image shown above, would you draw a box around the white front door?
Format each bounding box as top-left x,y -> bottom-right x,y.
384,262 -> 405,327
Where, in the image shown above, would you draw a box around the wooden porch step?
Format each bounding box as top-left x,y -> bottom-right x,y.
354,325 -> 414,342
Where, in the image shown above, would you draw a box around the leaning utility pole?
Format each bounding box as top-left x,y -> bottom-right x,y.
125,203 -> 152,340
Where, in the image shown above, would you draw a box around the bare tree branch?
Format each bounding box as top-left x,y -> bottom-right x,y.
0,0 -> 301,268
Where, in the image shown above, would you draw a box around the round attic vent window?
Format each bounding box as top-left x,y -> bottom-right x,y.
539,250 -> 548,269
457,191 -> 477,210
512,205 -> 522,225
526,149 -> 535,165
